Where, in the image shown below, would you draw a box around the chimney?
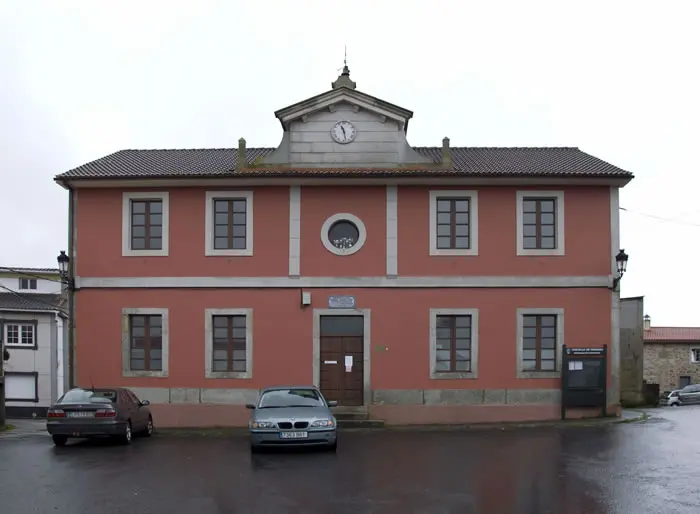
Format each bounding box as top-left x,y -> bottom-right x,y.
238,138 -> 247,168
643,314 -> 651,330
442,137 -> 452,168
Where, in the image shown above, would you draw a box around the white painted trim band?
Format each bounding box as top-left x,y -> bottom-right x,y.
76,275 -> 613,289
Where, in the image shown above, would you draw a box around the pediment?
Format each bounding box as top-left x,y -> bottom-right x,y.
274,88 -> 414,132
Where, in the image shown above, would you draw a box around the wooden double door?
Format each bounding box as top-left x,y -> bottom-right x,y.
319,315 -> 364,407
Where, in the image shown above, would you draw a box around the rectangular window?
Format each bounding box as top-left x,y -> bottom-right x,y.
122,192 -> 169,257
434,315 -> 472,372
691,348 -> 700,363
213,198 -> 248,251
435,198 -> 470,250
18,278 -> 37,290
3,323 -> 36,348
522,198 -> 557,250
204,191 -> 254,257
522,314 -> 557,372
130,199 -> 163,251
211,315 -> 248,372
429,191 -> 479,256
129,314 -> 163,372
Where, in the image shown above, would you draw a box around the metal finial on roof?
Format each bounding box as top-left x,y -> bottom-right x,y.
332,46 -> 356,90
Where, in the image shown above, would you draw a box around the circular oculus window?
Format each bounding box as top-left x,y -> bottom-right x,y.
320,213 -> 367,256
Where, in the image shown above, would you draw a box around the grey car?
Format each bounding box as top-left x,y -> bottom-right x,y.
46,387 -> 154,446
247,386 -> 338,452
677,384 -> 700,405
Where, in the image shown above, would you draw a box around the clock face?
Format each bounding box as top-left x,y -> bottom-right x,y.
331,121 -> 357,144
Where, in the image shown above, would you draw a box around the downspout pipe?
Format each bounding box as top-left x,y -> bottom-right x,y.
67,185 -> 76,389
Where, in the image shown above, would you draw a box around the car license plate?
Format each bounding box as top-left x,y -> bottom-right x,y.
280,431 -> 308,439
68,411 -> 95,418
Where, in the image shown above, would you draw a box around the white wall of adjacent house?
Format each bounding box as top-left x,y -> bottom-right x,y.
0,275 -> 62,295
2,311 -> 56,408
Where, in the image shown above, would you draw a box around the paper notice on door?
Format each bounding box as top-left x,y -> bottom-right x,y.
568,360 -> 583,371
324,360 -> 337,365
344,355 -> 353,372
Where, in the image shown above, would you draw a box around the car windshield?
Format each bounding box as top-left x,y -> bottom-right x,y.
258,389 -> 325,408
58,389 -> 117,404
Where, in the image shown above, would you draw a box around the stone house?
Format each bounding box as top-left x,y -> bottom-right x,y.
643,314 -> 700,392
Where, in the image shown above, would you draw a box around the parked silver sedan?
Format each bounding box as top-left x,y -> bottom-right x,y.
46,387 -> 154,446
247,386 -> 338,452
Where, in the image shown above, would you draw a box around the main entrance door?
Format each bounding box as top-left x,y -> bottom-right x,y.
319,315 -> 364,406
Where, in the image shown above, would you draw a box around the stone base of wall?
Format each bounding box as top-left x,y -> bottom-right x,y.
147,402 -> 621,428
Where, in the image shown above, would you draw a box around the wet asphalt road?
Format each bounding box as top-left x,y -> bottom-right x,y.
1,408 -> 699,514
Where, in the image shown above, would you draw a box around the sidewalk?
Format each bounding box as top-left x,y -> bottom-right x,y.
0,419 -> 47,439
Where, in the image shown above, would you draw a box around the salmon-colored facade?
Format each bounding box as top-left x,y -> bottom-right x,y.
56,68 -> 633,427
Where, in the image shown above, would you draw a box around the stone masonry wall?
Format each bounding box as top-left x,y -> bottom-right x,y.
643,343 -> 700,392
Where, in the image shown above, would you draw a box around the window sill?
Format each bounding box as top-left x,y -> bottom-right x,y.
516,248 -> 565,257
205,249 -> 253,257
123,249 -> 169,257
430,372 -> 478,380
4,345 -> 37,351
123,370 -> 168,378
517,371 -> 560,379
429,248 -> 478,257
205,371 -> 252,380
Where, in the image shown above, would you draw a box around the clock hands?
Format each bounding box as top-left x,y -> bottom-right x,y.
340,125 -> 347,141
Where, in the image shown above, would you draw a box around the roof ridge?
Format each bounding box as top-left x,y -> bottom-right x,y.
118,146 -> 582,152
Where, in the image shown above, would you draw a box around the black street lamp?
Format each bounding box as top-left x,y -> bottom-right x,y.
612,249 -> 629,291
57,250 -> 74,290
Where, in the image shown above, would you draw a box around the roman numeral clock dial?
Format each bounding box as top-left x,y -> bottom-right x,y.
331,120 -> 357,144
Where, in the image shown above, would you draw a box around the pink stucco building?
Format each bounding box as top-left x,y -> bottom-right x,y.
54,67 -> 633,427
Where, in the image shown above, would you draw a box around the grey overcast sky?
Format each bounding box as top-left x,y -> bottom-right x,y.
1,0 -> 697,325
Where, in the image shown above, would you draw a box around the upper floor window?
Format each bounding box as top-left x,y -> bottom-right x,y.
429,190 -> 479,256
3,322 -> 37,349
205,191 -> 254,257
121,192 -> 170,257
205,308 -> 253,379
18,278 -> 37,290
121,308 -> 169,378
516,191 -> 565,256
691,348 -> 700,363
429,308 -> 479,379
517,308 -> 564,379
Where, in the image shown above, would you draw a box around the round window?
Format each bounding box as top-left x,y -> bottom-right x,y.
328,220 -> 360,249
320,213 -> 367,256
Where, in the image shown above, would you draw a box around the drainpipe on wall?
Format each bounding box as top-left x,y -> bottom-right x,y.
67,186 -> 76,389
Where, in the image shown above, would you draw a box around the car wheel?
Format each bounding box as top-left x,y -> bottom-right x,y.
250,444 -> 261,454
118,421 -> 132,445
672,403 -> 680,407
143,416 -> 154,437
327,440 -> 337,452
52,435 -> 68,447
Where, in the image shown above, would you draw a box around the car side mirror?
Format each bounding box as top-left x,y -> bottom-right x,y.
245,403 -> 256,410
140,400 -> 150,406
327,400 -> 338,407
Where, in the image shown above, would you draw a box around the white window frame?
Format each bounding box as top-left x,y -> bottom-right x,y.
516,308 -> 565,379
121,308 -> 169,378
691,348 -> 700,364
320,213 -> 367,256
204,191 -> 254,257
18,278 -> 37,290
429,190 -> 479,256
516,191 -> 565,256
3,322 -> 37,349
204,308 -> 253,379
429,308 -> 479,379
122,192 -> 170,257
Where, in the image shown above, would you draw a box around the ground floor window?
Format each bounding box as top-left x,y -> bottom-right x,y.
129,314 -> 162,371
4,372 -> 38,402
429,309 -> 479,379
522,314 -> 557,372
3,322 -> 36,348
212,315 -> 248,372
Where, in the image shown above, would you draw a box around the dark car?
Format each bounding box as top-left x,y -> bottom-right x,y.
46,387 -> 154,446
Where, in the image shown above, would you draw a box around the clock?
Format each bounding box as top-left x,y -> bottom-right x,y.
330,120 -> 357,144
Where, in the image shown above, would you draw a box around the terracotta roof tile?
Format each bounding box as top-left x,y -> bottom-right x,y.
54,147 -> 632,181
644,327 -> 700,342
